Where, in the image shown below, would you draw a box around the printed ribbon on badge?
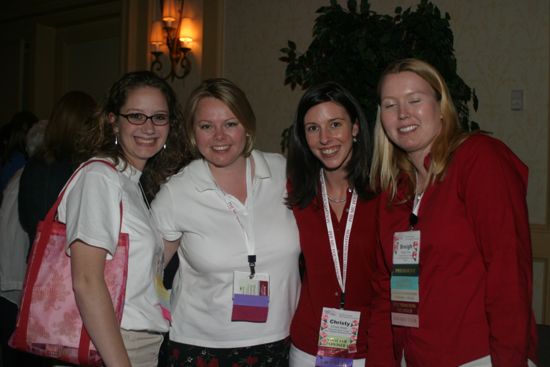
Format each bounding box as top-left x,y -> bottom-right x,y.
391,230 -> 420,328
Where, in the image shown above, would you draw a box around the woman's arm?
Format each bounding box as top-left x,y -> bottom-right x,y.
462,137 -> 535,366
164,238 -> 180,267
366,225 -> 397,366
70,240 -> 131,367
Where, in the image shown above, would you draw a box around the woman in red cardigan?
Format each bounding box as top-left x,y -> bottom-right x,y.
367,58 -> 538,367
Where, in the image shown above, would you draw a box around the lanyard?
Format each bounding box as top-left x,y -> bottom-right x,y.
409,192 -> 423,229
216,158 -> 257,277
320,170 -> 358,308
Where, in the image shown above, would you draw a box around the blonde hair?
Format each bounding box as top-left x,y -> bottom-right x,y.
183,78 -> 256,159
370,58 -> 468,200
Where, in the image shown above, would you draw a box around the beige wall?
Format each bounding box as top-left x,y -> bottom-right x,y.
0,1 -> 124,122
2,0 -> 549,323
222,0 -> 550,323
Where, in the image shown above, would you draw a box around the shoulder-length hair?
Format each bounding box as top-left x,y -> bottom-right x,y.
183,78 -> 256,159
286,81 -> 373,209
370,58 -> 468,201
42,90 -> 96,163
77,70 -> 189,200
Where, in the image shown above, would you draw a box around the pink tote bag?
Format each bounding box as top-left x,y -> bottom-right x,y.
10,160 -> 129,366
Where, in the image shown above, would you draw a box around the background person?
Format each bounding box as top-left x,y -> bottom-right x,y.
19,91 -> 97,247
152,78 -> 300,367
367,58 -> 538,367
0,120 -> 48,367
0,111 -> 39,202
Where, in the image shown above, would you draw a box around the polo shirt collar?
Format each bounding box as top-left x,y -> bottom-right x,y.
191,150 -> 271,192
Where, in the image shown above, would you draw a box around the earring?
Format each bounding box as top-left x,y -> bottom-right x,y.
115,135 -> 118,145
353,136 -> 357,143
163,143 -> 167,150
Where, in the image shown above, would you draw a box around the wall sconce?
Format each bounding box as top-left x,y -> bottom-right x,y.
150,0 -> 193,81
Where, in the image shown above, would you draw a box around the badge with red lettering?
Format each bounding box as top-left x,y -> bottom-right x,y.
392,230 -> 420,265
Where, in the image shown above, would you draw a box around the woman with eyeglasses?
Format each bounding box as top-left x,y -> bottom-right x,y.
57,71 -> 187,367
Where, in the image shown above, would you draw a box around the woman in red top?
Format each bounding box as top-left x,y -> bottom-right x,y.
367,58 -> 538,367
286,81 -> 385,366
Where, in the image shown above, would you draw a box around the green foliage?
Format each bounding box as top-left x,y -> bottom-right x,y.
279,0 -> 479,151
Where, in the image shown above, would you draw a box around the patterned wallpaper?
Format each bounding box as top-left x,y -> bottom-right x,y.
223,0 -> 549,224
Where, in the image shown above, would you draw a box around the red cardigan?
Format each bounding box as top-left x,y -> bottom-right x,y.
367,133 -> 538,367
289,185 -> 386,360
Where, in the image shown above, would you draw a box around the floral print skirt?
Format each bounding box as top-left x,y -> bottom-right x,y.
161,337 -> 290,367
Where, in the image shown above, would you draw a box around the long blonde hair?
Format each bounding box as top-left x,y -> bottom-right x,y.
370,58 -> 468,200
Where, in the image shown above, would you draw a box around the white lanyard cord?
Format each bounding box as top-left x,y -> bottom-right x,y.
216,158 -> 256,276
412,192 -> 423,216
320,170 -> 358,306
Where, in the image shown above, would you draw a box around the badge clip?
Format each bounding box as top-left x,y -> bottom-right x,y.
248,255 -> 256,279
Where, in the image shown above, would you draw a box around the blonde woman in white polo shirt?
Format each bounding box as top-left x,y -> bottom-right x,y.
152,78 -> 301,367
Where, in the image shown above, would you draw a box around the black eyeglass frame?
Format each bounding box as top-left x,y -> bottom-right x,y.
118,113 -> 170,126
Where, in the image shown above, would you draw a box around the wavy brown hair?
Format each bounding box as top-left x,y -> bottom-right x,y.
77,71 -> 190,200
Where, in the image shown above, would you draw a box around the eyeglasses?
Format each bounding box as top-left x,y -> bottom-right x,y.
118,113 -> 170,126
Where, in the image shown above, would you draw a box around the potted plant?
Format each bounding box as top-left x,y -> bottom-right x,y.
279,0 -> 478,151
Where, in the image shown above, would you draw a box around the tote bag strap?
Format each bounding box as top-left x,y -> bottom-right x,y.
48,159 -> 118,223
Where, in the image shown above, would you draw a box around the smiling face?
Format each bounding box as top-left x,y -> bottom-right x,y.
303,101 -> 359,173
379,71 -> 442,166
193,97 -> 247,170
111,86 -> 169,171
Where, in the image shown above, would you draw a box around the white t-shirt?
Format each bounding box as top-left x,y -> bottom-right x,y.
0,169 -> 28,306
57,159 -> 169,333
152,150 -> 300,348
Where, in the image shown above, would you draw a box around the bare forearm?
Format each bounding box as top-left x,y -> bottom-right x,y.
73,277 -> 131,367
70,241 -> 131,367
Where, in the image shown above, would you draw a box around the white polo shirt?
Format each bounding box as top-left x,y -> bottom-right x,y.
152,150 -> 300,348
58,159 -> 169,333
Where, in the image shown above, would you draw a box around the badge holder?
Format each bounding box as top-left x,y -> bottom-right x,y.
231,258 -> 269,323
391,205 -> 421,328
315,307 -> 360,367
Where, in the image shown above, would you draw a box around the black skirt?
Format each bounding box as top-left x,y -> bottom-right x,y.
160,337 -> 290,367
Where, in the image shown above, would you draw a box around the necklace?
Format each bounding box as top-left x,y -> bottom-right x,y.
327,194 -> 347,204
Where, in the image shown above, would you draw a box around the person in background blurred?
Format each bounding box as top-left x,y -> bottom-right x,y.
19,91 -> 97,247
0,120 -> 48,367
0,111 -> 39,201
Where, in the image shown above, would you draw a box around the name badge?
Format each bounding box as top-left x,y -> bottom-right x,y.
391,230 -> 420,328
231,271 -> 269,322
393,230 -> 420,265
315,307 -> 360,367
